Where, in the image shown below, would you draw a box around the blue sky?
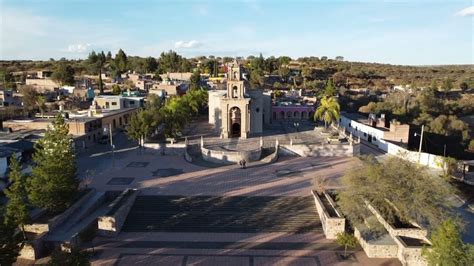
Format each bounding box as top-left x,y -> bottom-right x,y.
1,0 -> 473,65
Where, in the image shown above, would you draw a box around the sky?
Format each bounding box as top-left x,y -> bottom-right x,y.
0,0 -> 473,65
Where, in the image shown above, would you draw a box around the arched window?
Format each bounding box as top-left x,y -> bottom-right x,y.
232,86 -> 238,98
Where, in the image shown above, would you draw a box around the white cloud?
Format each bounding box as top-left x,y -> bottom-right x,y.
174,40 -> 202,49
455,6 -> 474,17
64,43 -> 92,53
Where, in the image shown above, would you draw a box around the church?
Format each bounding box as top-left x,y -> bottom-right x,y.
208,61 -> 272,139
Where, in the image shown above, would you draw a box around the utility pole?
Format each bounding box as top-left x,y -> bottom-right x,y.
109,123 -> 115,168
417,125 -> 424,165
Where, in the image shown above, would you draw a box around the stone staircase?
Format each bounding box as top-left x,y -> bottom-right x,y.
122,196 -> 322,233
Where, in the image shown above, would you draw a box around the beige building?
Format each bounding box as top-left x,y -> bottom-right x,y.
93,95 -> 144,111
25,78 -> 60,92
3,108 -> 136,149
208,62 -> 271,139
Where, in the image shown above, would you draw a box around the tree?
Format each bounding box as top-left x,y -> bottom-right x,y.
19,86 -> 39,113
337,156 -> 454,231
189,70 -> 201,90
126,109 -> 157,147
86,51 -> 106,94
0,217 -> 21,266
301,67 -> 313,88
469,139 -> 474,151
336,232 -> 357,259
36,96 -> 46,118
182,88 -> 208,114
250,69 -> 264,88
278,66 -> 290,78
314,96 -> 340,128
144,57 -> 158,73
28,114 -> 79,214
442,78 -> 453,94
274,89 -> 283,98
159,97 -> 189,138
323,79 -> 337,97
111,84 -> 121,95
4,157 -> 30,239
114,49 -> 128,74
422,219 -> 473,265
52,62 -> 75,86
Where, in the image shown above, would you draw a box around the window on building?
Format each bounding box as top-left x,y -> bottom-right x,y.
373,137 -> 377,142
112,102 -> 117,106
364,133 -> 367,137
129,101 -> 135,105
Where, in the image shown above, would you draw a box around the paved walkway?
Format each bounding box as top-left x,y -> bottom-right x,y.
89,154 -> 353,196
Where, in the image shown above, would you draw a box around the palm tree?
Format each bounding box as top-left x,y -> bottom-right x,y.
314,96 -> 340,128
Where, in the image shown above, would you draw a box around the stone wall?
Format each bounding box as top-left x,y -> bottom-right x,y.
201,146 -> 262,163
143,143 -> 186,156
394,236 -> 429,266
354,226 -> 399,258
18,233 -> 48,260
98,189 -> 139,237
311,190 -> 345,239
261,146 -> 279,163
24,189 -> 96,234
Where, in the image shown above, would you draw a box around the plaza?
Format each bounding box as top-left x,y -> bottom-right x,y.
81,123 -> 400,265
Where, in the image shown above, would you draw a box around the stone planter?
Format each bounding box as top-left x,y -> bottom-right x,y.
311,190 -> 345,239
98,189 -> 139,236
24,189 -> 96,234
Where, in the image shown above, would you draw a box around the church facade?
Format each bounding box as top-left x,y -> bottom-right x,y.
208,62 -> 271,139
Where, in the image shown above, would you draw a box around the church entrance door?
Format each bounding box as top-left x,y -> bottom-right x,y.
230,107 -> 241,138
231,123 -> 241,137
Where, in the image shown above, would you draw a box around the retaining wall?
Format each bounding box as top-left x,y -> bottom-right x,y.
201,146 -> 262,163
24,189 -> 96,234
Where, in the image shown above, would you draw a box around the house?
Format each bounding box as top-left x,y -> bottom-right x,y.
2,108 -> 137,150
149,82 -> 188,97
340,113 -> 410,146
0,89 -> 21,107
92,95 -> 145,110
159,72 -> 193,82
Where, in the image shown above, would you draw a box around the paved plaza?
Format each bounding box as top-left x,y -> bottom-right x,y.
86,143 -> 401,265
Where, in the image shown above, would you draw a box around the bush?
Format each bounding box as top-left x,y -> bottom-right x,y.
469,139 -> 474,151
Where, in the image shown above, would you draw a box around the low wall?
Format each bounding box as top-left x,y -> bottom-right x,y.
201,146 -> 262,163
394,236 -> 429,266
98,189 -> 139,237
143,143 -> 186,156
24,189 -> 96,234
311,190 -> 345,239
18,233 -> 48,260
261,146 -> 279,163
354,226 -> 399,258
282,143 -> 358,157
